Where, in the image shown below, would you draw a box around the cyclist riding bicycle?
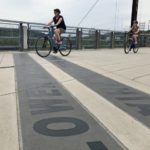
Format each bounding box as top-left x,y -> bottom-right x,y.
46,9 -> 66,45
129,20 -> 140,44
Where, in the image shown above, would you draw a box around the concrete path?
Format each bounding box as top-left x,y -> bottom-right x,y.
0,48 -> 150,150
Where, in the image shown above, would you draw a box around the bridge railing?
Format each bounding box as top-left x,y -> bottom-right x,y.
0,20 -> 20,49
0,19 -> 150,50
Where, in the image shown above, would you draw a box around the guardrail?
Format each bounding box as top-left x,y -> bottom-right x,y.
0,19 -> 150,50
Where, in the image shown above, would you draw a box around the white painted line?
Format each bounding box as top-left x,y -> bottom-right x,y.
30,53 -> 150,150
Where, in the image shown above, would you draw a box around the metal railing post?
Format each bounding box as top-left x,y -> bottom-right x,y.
111,31 -> 115,48
76,28 -> 82,49
95,30 -> 100,49
23,25 -> 28,50
124,32 -> 128,46
144,33 -> 147,47
81,28 -> 83,49
19,23 -> 23,50
27,24 -> 30,49
99,30 -> 101,48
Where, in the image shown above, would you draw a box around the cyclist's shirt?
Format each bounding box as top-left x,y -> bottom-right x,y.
131,25 -> 139,34
53,15 -> 66,30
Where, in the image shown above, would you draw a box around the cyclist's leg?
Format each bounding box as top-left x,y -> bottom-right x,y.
54,28 -> 61,42
52,35 -> 57,43
58,28 -> 66,44
54,28 -> 65,44
52,29 -> 61,53
133,34 -> 138,44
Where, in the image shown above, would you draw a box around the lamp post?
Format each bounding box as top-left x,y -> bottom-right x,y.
131,0 -> 139,26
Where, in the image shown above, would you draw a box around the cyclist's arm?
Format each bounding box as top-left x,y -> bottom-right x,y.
135,28 -> 140,34
55,17 -> 63,26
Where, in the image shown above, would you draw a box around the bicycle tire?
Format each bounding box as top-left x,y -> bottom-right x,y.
35,35 -> 52,57
124,39 -> 132,54
133,40 -> 139,53
59,37 -> 72,56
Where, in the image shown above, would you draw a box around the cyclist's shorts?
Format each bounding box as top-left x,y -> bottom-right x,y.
59,28 -> 66,33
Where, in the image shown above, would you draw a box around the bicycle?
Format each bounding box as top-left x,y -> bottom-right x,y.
124,32 -> 139,54
35,26 -> 72,57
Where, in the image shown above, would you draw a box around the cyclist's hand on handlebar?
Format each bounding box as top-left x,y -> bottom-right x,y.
43,25 -> 48,29
51,24 -> 57,28
43,25 -> 56,29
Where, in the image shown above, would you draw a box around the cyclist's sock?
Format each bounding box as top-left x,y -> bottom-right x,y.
57,40 -> 62,45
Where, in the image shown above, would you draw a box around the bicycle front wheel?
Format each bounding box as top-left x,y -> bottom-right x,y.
133,41 -> 139,53
124,39 -> 132,54
59,37 -> 72,56
35,35 -> 52,57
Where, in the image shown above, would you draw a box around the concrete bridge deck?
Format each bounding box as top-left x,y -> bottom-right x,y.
0,48 -> 150,150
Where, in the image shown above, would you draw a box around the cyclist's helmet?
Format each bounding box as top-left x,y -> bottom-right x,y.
133,20 -> 138,24
54,9 -> 61,14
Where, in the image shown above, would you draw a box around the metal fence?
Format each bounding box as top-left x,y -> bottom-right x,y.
0,20 -> 20,49
28,24 -> 78,49
0,19 -> 150,50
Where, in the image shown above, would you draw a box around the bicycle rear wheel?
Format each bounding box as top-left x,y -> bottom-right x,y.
124,39 -> 132,54
35,35 -> 52,57
59,37 -> 72,56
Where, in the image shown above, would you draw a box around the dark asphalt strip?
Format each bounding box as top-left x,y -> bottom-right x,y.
14,53 -> 124,150
46,55 -> 150,127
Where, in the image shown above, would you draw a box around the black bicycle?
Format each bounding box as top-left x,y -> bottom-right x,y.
35,26 -> 72,57
124,33 -> 139,54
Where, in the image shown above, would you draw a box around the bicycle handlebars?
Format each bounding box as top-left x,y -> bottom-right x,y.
43,25 -> 56,29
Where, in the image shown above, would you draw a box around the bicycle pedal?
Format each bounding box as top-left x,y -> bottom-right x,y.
53,50 -> 58,53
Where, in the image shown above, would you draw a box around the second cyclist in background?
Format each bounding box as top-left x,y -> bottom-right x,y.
129,20 -> 140,44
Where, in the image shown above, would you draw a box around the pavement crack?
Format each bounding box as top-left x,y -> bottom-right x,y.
0,66 -> 14,69
0,91 -> 16,97
132,73 -> 150,80
62,78 -> 75,83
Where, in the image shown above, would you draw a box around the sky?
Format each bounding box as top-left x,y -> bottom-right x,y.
0,0 -> 150,31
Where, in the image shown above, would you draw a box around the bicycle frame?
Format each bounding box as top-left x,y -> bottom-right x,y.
44,26 -> 59,50
127,33 -> 136,49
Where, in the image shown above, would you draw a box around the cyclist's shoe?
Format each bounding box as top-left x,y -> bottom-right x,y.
132,44 -> 136,49
53,50 -> 58,53
53,47 -> 58,53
